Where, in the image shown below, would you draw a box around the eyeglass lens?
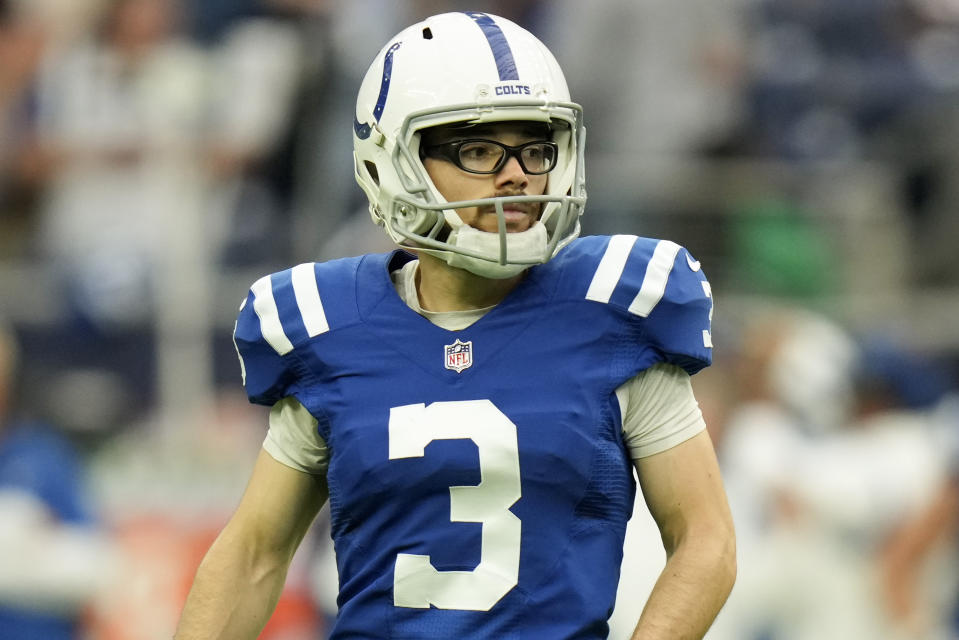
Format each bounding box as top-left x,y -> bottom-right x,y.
457,141 -> 555,174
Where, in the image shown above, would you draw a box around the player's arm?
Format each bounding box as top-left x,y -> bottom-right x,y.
629,429 -> 736,639
174,447 -> 327,639
879,473 -> 959,626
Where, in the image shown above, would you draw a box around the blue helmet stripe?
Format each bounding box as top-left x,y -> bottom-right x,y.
354,41 -> 402,140
464,12 -> 519,81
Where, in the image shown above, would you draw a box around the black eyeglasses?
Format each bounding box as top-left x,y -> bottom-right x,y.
422,139 -> 558,175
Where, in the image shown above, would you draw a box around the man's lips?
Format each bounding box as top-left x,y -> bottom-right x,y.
502,208 -> 532,222
478,207 -> 534,228
480,202 -> 534,216
477,195 -> 538,227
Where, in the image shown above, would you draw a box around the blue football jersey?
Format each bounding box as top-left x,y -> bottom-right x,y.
233,235 -> 713,639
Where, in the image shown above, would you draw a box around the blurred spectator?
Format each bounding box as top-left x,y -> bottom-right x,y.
879,451 -> 959,638
709,310 -> 954,640
282,0 -> 410,261
695,309 -> 858,639
0,320 -> 116,638
20,0 -> 306,420
874,358 -> 959,637
0,0 -> 48,258
196,0 -> 306,268
24,0 -> 210,327
0,0 -> 43,176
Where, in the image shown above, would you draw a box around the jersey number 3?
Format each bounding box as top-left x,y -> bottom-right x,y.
388,400 -> 521,611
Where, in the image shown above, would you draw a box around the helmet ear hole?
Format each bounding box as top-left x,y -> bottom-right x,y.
422,27 -> 433,39
364,161 -> 380,185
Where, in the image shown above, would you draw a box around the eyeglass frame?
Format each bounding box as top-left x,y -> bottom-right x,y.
420,138 -> 559,175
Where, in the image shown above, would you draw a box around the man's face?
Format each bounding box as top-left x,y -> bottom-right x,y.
421,121 -> 551,233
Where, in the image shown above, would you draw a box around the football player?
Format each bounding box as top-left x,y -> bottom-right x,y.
176,12 -> 735,639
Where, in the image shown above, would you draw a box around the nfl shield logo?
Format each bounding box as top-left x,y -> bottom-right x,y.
444,339 -> 473,373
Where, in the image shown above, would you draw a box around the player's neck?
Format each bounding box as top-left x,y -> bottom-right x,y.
414,252 -> 526,312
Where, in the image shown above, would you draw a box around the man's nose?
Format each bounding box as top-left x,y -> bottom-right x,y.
495,154 -> 529,190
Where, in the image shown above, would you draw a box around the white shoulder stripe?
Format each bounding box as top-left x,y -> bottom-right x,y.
251,275 -> 294,356
628,240 -> 681,318
291,263 -> 329,338
585,234 -> 638,303
232,320 -> 247,384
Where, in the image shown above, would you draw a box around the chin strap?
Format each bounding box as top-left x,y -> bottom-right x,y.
444,221 -> 549,279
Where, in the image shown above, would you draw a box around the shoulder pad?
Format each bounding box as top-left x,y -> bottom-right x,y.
233,258 -> 363,405
576,235 -> 714,374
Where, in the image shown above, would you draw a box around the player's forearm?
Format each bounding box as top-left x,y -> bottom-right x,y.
629,527 -> 736,640
174,525 -> 292,640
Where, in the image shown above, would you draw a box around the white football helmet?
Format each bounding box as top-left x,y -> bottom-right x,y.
353,11 -> 586,278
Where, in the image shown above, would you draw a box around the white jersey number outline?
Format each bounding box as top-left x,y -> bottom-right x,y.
388,400 -> 522,610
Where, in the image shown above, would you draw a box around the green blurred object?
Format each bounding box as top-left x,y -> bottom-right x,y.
729,198 -> 838,299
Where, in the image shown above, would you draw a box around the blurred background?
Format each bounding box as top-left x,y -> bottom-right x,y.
1,0 -> 958,638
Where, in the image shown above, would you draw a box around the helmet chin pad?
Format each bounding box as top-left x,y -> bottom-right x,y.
443,221 -> 548,279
